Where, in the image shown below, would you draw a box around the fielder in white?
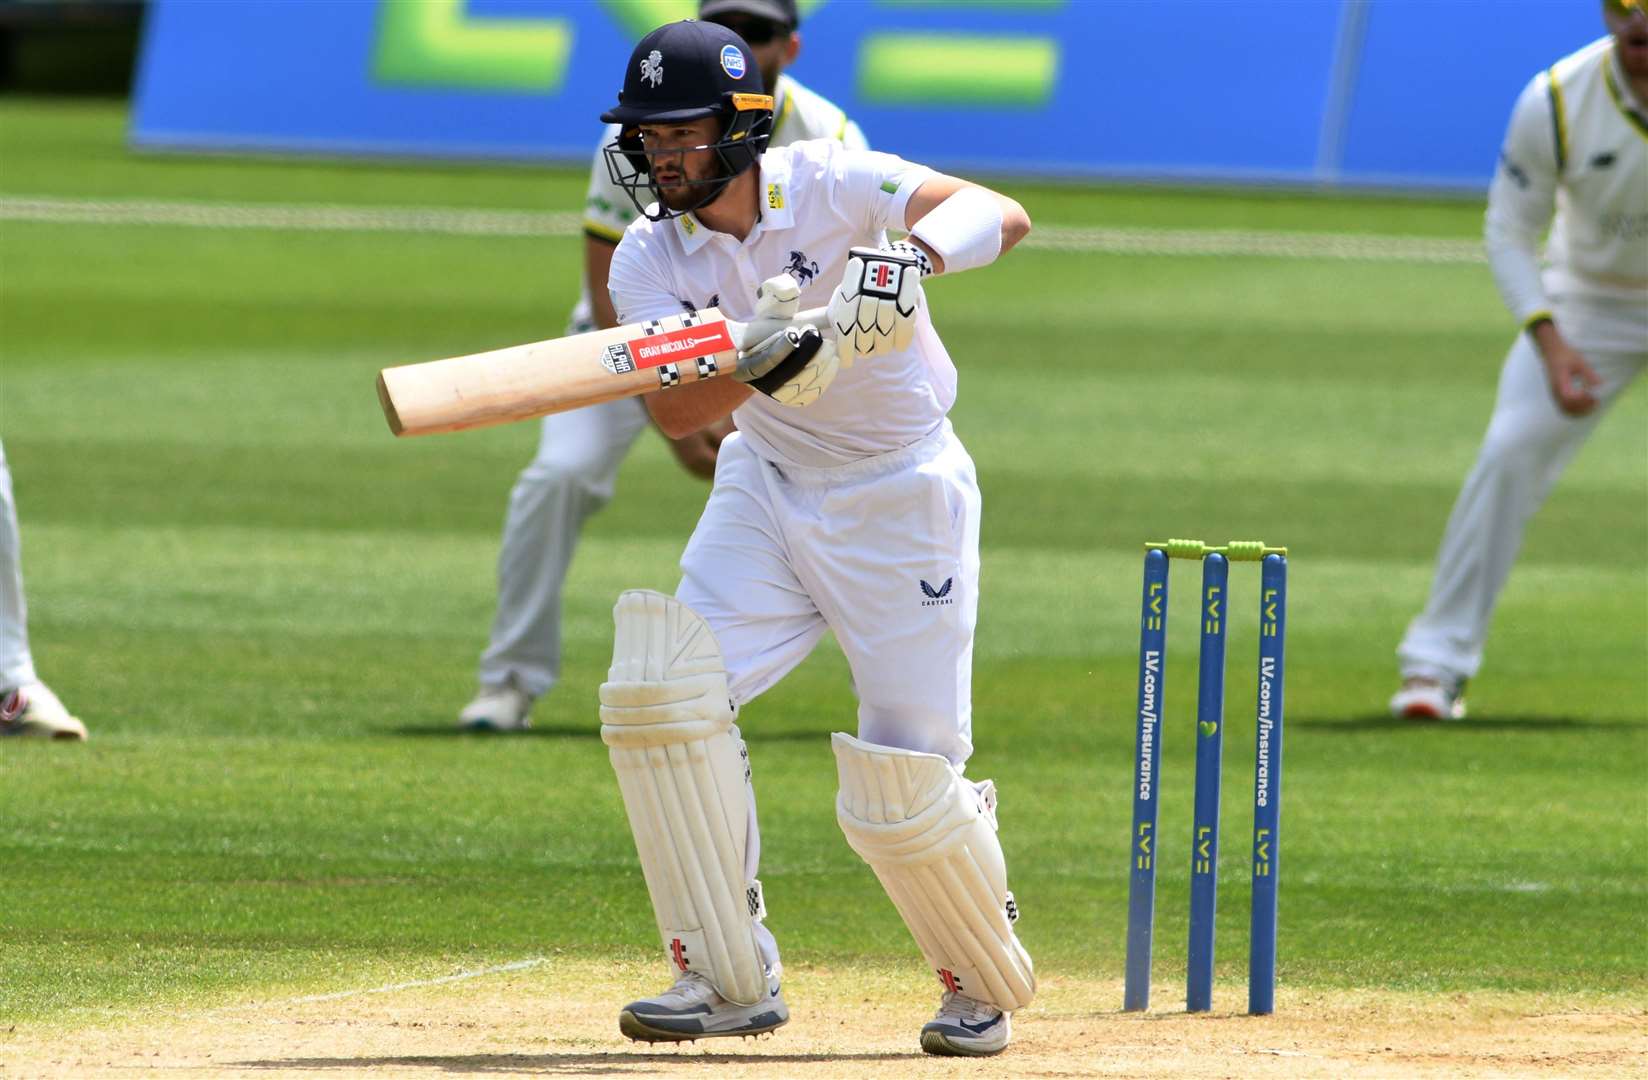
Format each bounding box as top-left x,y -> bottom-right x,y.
1393,0 -> 1648,720
0,439 -> 87,740
591,20 -> 1034,1057
459,0 -> 865,731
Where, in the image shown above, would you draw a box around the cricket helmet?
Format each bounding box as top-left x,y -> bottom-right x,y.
601,20 -> 775,221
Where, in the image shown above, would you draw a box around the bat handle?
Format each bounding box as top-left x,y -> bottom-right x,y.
728,307 -> 833,352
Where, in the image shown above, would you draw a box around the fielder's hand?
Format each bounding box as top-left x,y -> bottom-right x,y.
827,243 -> 928,362
1532,322 -> 1602,416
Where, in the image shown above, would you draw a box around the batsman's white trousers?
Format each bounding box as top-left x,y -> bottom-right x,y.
477,397 -> 651,697
1398,295 -> 1646,683
0,440 -> 39,690
678,420 -> 981,767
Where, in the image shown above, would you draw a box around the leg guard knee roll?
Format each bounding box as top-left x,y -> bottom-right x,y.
600,590 -> 768,1007
831,732 -> 1036,1012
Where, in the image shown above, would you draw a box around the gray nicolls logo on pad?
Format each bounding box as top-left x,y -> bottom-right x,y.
640,50 -> 663,88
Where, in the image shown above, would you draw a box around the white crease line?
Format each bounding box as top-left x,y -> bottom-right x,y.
0,195 -> 1486,264
241,957 -> 549,1009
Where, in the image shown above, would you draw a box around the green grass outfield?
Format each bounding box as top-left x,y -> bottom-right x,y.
1,98 -> 1644,1026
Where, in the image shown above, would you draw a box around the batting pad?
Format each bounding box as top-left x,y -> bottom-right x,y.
600,590 -> 768,1007
832,732 -> 1036,1012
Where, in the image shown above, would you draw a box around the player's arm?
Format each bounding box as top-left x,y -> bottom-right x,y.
610,250 -> 833,438
1485,72 -> 1600,415
644,367 -> 753,439
589,232 -> 730,470
827,158 -> 1031,360
901,175 -> 1032,274
584,135 -> 734,466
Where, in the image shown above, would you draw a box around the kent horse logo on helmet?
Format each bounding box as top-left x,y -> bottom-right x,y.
599,20 -> 775,222
640,50 -> 664,88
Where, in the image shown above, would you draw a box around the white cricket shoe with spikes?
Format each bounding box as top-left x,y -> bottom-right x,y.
0,683 -> 87,741
618,969 -> 788,1043
920,991 -> 1011,1056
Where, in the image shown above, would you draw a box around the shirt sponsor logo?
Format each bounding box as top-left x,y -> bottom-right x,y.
767,183 -> 785,210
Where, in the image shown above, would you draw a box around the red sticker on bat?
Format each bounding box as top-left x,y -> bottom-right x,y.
628,322 -> 736,370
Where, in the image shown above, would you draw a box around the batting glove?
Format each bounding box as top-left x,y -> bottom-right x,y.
827,242 -> 928,363
734,324 -> 839,408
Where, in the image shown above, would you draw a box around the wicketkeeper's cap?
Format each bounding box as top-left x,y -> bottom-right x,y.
698,0 -> 799,30
601,20 -> 767,126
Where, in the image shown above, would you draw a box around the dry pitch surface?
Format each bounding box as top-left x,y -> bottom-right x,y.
3,959 -> 1642,1079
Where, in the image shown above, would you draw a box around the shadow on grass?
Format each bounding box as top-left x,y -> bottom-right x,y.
1295,714 -> 1645,732
235,1050 -> 916,1072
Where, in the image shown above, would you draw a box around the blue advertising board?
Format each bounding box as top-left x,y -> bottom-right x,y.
131,0 -> 1602,189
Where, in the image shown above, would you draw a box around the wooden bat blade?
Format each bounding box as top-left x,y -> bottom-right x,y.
377,306 -> 827,437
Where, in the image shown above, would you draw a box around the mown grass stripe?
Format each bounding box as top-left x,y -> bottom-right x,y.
0,195 -> 1485,263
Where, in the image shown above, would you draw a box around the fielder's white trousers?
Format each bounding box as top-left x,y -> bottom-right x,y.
678,420 -> 981,765
477,397 -> 651,697
0,440 -> 38,690
1398,296 -> 1646,683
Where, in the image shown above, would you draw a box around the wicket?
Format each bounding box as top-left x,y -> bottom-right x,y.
1124,539 -> 1288,1016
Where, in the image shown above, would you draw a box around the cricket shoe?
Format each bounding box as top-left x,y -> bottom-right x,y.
456,682 -> 532,731
617,969 -> 788,1043
920,991 -> 1011,1057
0,683 -> 88,741
1389,676 -> 1466,721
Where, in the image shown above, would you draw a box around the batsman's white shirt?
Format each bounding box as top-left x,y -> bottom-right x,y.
609,140 -> 981,765
610,140 -> 948,468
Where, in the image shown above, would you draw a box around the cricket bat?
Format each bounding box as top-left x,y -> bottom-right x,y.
377,306 -> 827,437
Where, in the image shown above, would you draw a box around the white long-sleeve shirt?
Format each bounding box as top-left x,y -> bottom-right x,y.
1484,37 -> 1648,328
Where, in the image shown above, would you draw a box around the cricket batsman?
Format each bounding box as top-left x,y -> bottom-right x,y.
591,19 -> 1034,1056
